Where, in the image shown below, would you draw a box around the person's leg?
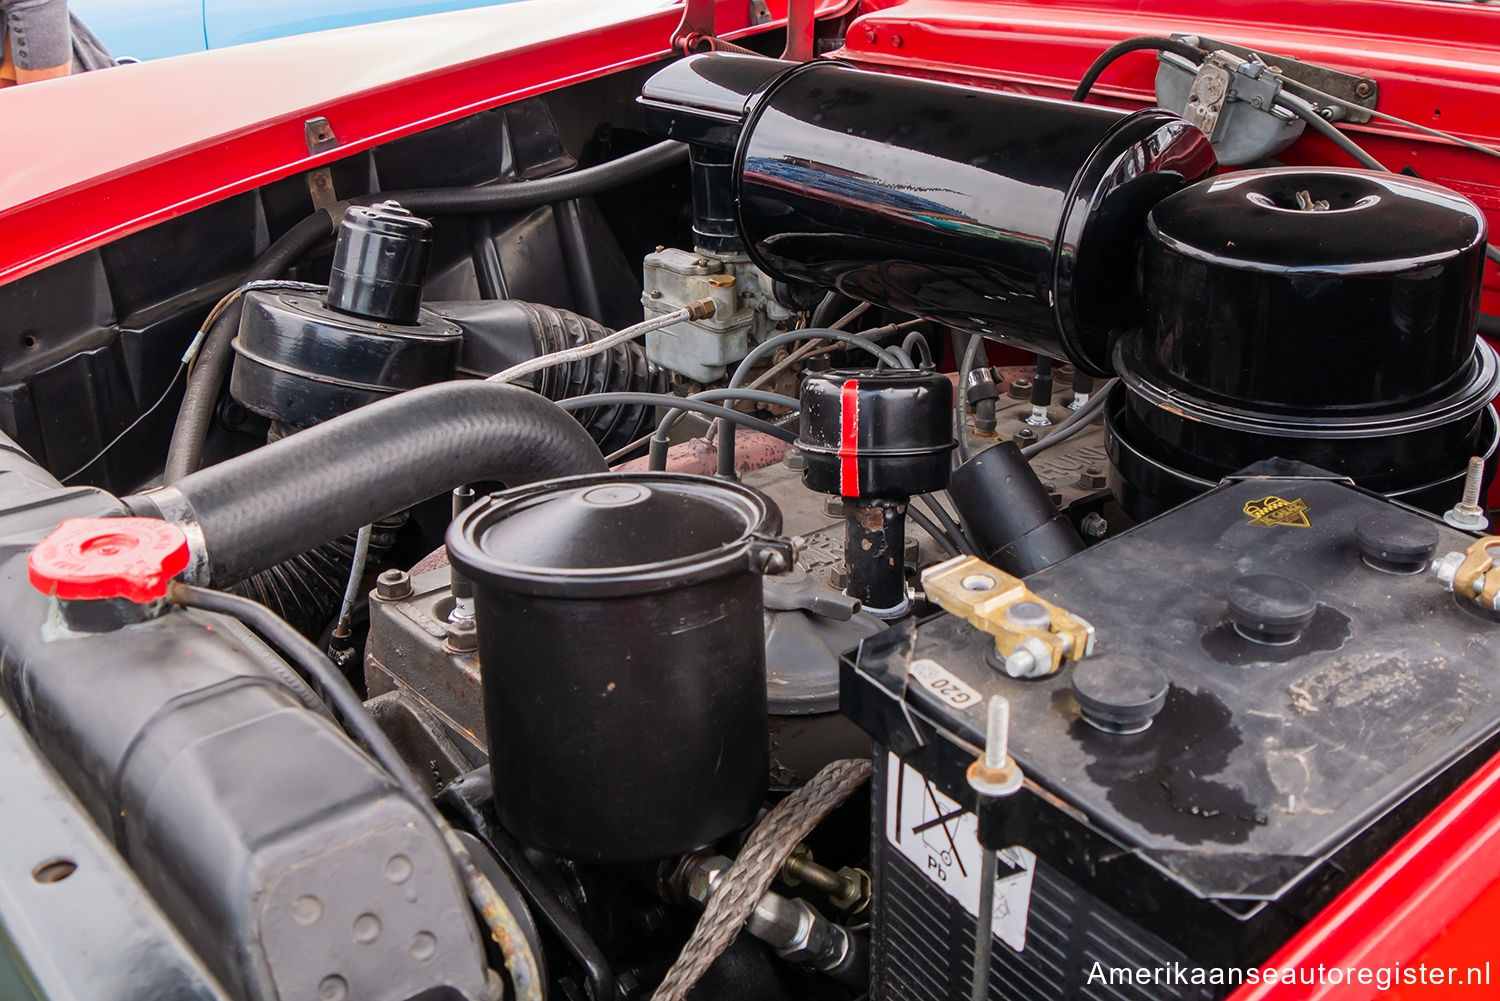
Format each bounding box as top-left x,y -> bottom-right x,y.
0,30 -> 16,88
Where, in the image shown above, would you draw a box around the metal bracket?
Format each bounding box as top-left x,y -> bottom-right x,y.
920,555 -> 1094,679
1173,34 -> 1378,123
1183,58 -> 1234,139
671,0 -> 719,53
303,116 -> 340,210
781,0 -> 815,62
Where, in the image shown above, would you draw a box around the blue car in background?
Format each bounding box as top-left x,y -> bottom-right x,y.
68,0 -> 518,61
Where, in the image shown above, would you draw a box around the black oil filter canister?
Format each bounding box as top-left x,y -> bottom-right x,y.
446,472 -> 788,863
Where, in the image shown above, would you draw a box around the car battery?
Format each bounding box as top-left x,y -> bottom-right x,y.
841,462 -> 1500,1000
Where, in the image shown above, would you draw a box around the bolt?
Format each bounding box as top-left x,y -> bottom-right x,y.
1355,80 -> 1373,98
1432,551 -> 1466,589
984,696 -> 1008,771
966,695 -> 1023,796
1013,427 -> 1037,445
904,536 -> 920,566
1007,377 -> 1033,400
648,289 -> 662,299
1002,647 -> 1035,677
863,28 -> 877,43
783,448 -> 807,471
1443,457 -> 1489,531
375,569 -> 411,600
823,496 -> 845,519
1080,512 -> 1109,539
1042,481 -> 1063,508
831,563 -> 851,589
1077,466 -> 1107,490
444,618 -> 478,653
890,34 -> 903,47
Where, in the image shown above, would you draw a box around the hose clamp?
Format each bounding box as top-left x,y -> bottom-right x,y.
132,485 -> 211,586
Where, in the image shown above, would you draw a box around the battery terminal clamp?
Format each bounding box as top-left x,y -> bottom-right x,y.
1432,535 -> 1500,613
921,555 -> 1095,678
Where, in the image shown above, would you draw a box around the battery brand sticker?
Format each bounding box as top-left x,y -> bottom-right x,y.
884,753 -> 1037,952
1243,495 -> 1311,528
908,658 -> 982,713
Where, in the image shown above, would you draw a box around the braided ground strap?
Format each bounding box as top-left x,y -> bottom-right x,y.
650,758 -> 874,1001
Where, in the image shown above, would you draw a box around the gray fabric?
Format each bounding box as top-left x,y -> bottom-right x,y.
67,11 -> 112,72
1,0 -> 112,72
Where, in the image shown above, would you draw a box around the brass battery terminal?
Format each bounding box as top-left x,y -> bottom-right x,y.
1432,536 -> 1500,613
921,555 -> 1095,678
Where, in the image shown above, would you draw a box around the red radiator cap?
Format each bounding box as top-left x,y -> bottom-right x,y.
28,517 -> 189,603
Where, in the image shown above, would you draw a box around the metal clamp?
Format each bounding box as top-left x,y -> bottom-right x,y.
920,555 -> 1094,678
1435,536 -> 1500,612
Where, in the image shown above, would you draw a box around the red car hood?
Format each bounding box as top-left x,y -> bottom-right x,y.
0,0 -> 837,287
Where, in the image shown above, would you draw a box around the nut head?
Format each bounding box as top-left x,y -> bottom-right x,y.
1432,551 -> 1466,589
967,756 -> 1023,798
375,569 -> 412,600
830,868 -> 872,913
1001,636 -> 1054,679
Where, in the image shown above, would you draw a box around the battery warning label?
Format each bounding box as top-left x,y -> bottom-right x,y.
884,752 -> 1036,952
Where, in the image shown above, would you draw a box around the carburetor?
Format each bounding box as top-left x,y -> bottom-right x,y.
642,245 -> 790,382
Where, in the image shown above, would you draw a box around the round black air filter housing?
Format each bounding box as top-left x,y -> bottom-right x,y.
230,291 -> 462,426
1111,167 -> 1499,518
796,369 -> 954,501
447,473 -> 785,863
230,199 -> 461,426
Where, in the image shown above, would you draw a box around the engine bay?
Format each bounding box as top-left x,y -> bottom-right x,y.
2,19 -> 1499,1001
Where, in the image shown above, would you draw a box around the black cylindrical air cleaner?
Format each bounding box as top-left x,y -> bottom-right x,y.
797,369 -> 954,616
639,53 -> 1217,376
446,472 -> 788,863
948,442 -> 1084,576
1112,167 -> 1500,519
325,200 -> 434,324
230,200 -> 461,427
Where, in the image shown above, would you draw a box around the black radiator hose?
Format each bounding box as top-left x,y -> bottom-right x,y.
128,381 -> 606,586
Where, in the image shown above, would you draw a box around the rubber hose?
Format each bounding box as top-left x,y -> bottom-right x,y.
164,142 -> 687,482
132,382 -> 605,585
510,301 -> 670,453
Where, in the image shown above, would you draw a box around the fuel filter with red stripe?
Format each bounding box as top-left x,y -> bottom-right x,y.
796,368 -> 954,616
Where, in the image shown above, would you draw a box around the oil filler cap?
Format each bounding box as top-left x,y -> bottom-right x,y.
28,517 -> 189,603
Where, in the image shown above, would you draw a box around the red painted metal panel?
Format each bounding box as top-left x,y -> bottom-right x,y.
0,0 -> 846,288
1227,751 -> 1500,1001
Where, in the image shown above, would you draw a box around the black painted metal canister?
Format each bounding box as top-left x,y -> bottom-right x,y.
1112,167 -> 1499,519
446,473 -> 788,863
325,200 -> 433,324
639,53 -> 1217,376
796,369 -> 953,614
